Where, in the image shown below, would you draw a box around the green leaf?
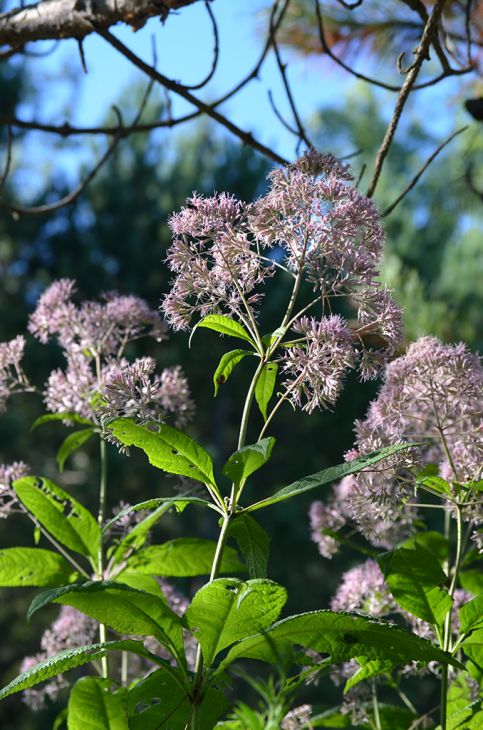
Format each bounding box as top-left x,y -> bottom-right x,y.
446,700 -> 483,730
31,412 -> 94,430
254,363 -> 278,421
229,514 -> 270,579
0,547 -> 77,587
218,610 -> 461,674
191,314 -> 255,347
107,419 -> 218,490
460,594 -> 483,634
447,673 -> 478,718
245,444 -> 414,513
185,578 -> 287,667
57,428 -> 95,472
213,349 -> 252,396
67,677 -> 128,730
460,570 -> 483,596
416,472 -> 452,496
378,544 -> 453,627
108,503 -> 172,566
344,658 -> 393,692
113,573 -> 164,597
104,496 -> 219,539
14,477 -> 100,561
128,667 -> 227,730
222,438 -> 275,487
28,581 -> 184,660
402,531 -> 449,564
462,629 -> 483,670
0,640 -> 153,700
120,539 -> 245,577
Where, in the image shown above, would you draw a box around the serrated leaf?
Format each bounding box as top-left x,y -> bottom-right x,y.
14,477 -> 100,561
462,629 -> 483,669
104,496 -> 219,540
0,640 -> 153,700
217,610 -> 461,675
0,547 -> 76,587
31,412 -> 94,430
222,438 -> 275,488
378,544 -> 453,627
245,443 -> 414,513
460,570 -> 483,596
213,349 -> 252,396
57,428 -> 95,472
107,419 -> 218,491
402,531 -> 449,564
229,514 -> 270,579
120,539 -> 245,577
185,578 -> 287,667
254,363 -> 278,421
344,658 -> 393,692
446,700 -> 483,729
460,594 -> 483,634
127,667 -> 227,730
67,677 -> 128,730
191,314 -> 255,347
28,581 -> 184,661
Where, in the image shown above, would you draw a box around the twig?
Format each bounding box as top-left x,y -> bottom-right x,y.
182,0 -> 219,91
97,28 -> 288,166
0,133 -> 122,216
382,125 -> 468,216
366,0 -> 449,198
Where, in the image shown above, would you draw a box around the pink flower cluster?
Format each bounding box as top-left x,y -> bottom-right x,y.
26,280 -> 194,429
0,335 -> 28,413
0,461 -> 29,519
20,606 -> 97,710
162,152 -> 402,413
310,336 -> 482,553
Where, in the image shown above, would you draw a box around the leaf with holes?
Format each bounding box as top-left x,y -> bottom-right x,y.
57,428 -> 95,472
0,640 -> 154,700
185,578 -> 287,667
28,581 -> 184,661
107,419 -> 218,491
14,477 -> 100,561
245,444 -> 414,513
229,514 -> 270,579
120,539 -> 245,578
67,677 -> 128,730
378,544 -> 453,628
213,349 -> 252,396
0,548 -> 77,587
217,611 -> 461,675
190,314 -> 255,347
222,438 -> 275,488
255,362 -> 278,421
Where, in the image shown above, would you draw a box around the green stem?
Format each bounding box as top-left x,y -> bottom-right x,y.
372,680 -> 382,730
97,434 -> 109,679
440,503 -> 464,730
238,358 -> 266,450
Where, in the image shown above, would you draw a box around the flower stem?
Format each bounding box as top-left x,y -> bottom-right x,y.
97,434 -> 109,678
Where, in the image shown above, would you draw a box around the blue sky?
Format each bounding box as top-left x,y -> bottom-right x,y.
9,0 -> 467,199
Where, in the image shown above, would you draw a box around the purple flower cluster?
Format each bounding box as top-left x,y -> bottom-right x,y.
310,336 -> 482,552
162,152 -> 402,413
20,606 -> 97,710
0,335 -> 28,413
26,280 -> 194,429
0,461 -> 29,519
330,559 -> 395,617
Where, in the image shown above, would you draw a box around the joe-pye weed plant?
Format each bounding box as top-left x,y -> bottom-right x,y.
0,152 -> 479,729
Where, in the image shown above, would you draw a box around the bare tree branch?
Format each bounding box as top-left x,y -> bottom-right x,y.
366,0 -> 449,198
97,27 -> 289,165
382,125 -> 469,216
0,0 -> 198,47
